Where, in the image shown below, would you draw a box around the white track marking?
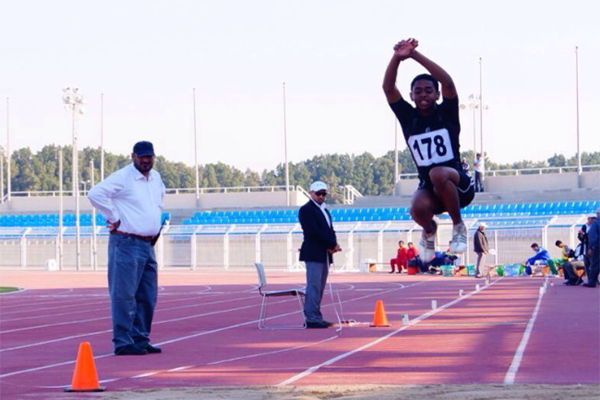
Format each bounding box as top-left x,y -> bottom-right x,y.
0,278 -> 434,380
277,280 -> 498,386
503,284 -> 545,385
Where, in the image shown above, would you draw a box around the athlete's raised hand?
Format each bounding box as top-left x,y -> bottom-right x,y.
393,38 -> 418,60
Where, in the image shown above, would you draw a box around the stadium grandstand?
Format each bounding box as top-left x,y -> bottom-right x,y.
1,163 -> 598,274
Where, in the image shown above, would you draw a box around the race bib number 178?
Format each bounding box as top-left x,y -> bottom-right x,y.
407,128 -> 455,167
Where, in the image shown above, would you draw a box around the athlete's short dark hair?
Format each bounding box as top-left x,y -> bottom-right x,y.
411,74 -> 439,91
555,240 -> 563,247
531,243 -> 539,248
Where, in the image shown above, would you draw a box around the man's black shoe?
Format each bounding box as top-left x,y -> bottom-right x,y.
145,344 -> 162,354
306,321 -> 331,329
582,283 -> 597,288
575,277 -> 584,286
115,345 -> 148,356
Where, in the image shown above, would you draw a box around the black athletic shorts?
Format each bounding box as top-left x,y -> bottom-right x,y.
417,170 -> 475,215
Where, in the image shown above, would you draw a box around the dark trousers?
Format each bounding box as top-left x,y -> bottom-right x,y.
583,254 -> 592,282
475,171 -> 484,192
588,247 -> 600,286
108,233 -> 158,350
562,262 -> 580,283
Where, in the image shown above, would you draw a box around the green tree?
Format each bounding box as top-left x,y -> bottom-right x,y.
547,153 -> 567,167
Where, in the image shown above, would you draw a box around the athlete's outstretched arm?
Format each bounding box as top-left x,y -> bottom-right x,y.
382,39 -> 417,103
410,49 -> 457,99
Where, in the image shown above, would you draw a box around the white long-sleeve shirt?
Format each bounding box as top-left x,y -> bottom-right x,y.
310,199 -> 331,227
88,163 -> 166,237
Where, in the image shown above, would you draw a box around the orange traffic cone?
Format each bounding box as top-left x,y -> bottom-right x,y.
370,299 -> 391,327
65,342 -> 105,392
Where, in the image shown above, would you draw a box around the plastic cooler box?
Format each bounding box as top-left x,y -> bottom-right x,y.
440,265 -> 454,277
465,264 -> 476,276
503,264 -> 521,277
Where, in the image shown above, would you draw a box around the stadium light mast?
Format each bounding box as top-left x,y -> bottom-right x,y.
478,57 -> 485,182
283,82 -> 290,206
100,93 -> 105,181
90,159 -> 97,270
460,95 -> 479,163
58,148 -> 64,270
0,146 -> 4,203
193,88 -> 200,204
394,119 -> 399,193
62,87 -> 84,270
6,97 -> 10,202
575,46 -> 582,188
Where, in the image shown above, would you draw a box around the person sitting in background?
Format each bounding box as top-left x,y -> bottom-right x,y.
555,240 -> 573,262
407,241 -> 419,261
406,242 -> 426,272
525,243 -> 550,275
428,250 -> 459,274
389,240 -> 408,274
555,240 -> 583,286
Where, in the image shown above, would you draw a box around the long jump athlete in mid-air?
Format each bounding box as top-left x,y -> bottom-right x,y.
383,38 -> 474,262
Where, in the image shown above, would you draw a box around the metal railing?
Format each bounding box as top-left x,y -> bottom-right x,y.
398,164 -> 600,180
0,219 -> 583,272
3,185 -> 307,198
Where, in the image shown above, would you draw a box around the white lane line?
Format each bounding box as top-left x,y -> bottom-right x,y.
503,285 -> 545,385
207,336 -> 339,366
0,293 -> 257,333
49,336 -> 341,389
0,278 -> 433,379
277,280 -> 497,386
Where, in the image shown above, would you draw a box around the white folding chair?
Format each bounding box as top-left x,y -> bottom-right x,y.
254,262 -> 306,330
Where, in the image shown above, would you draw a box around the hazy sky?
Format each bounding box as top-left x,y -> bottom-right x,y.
1,0 -> 599,173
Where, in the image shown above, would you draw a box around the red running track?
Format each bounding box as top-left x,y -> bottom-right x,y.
0,272 -> 599,399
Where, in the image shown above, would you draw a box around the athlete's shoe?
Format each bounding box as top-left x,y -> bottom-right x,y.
418,220 -> 437,262
449,222 -> 468,254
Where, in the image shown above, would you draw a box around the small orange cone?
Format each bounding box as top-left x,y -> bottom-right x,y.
65,342 -> 105,392
370,299 -> 391,327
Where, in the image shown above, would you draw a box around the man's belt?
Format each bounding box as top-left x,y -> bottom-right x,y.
111,230 -> 154,242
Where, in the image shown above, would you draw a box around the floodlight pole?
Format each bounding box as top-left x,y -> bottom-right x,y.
63,87 -> 84,270
0,147 -> 3,203
6,97 -> 10,202
90,159 -> 97,270
575,46 -> 582,188
100,93 -> 105,181
394,119 -> 399,184
193,88 -> 200,204
479,57 -> 485,182
58,148 -> 64,270
460,95 -> 479,163
283,82 -> 290,206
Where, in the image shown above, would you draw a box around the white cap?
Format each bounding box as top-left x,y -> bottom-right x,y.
478,222 -> 487,227
588,214 -> 597,219
310,181 -> 327,192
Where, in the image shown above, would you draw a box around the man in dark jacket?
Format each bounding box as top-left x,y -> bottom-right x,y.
298,181 -> 341,328
583,208 -> 600,288
473,222 -> 489,278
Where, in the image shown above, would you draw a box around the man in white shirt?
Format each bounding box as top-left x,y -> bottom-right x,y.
88,141 -> 166,355
473,153 -> 484,192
